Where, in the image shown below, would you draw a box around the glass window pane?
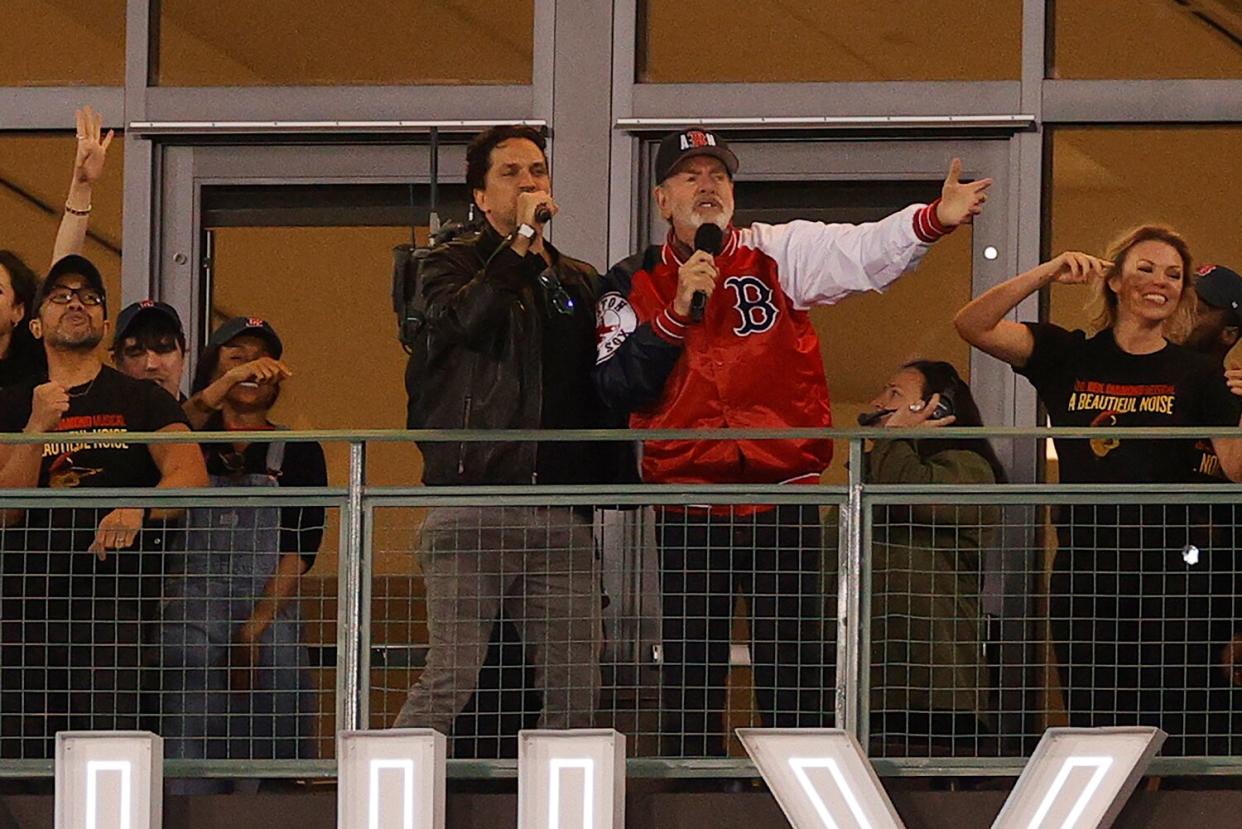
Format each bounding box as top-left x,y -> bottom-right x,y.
209,224 -> 422,485
0,133 -> 124,302
157,0 -> 533,86
1052,1 -> 1242,79
1047,127 -> 1242,334
638,0 -> 1021,82
0,1 -> 126,86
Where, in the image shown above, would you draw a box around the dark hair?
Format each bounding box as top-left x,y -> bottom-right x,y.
903,360 -> 1008,484
111,315 -> 186,355
465,125 -> 547,194
191,343 -> 223,395
0,250 -> 43,365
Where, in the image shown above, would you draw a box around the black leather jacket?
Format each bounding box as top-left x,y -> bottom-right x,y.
406,223 -> 633,486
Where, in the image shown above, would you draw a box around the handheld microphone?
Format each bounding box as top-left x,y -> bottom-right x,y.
689,223 -> 723,323
534,204 -> 553,224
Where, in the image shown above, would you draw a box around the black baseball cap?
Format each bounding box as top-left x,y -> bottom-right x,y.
654,128 -> 739,184
36,254 -> 108,317
190,316 -> 283,395
1195,264 -> 1242,324
207,316 -> 283,359
114,300 -> 185,347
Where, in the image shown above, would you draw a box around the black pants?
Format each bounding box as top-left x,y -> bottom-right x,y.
657,505 -> 829,756
1052,507 -> 1242,756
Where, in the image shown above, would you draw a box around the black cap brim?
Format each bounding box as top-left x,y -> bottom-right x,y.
206,317 -> 283,359
38,255 -> 108,317
657,146 -> 739,185
114,302 -> 185,346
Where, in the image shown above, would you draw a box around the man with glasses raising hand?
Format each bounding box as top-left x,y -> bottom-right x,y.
0,254 -> 206,759
396,126 -> 629,745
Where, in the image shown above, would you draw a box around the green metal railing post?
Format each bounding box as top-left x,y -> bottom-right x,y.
837,437 -> 865,737
336,440 -> 368,733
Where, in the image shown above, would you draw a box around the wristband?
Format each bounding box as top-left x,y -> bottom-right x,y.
516,223 -> 537,240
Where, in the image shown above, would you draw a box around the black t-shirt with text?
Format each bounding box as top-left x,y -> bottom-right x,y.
0,366 -> 189,566
1018,323 -> 1240,484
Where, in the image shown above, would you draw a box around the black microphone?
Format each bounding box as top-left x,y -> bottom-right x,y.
534,204 -> 553,224
689,223 -> 723,323
857,409 -> 896,427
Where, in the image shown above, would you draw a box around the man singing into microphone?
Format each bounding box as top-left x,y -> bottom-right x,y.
593,128 -> 991,756
395,126 -> 629,744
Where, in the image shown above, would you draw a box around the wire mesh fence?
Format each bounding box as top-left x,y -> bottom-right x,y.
3,429 -> 1242,779
860,484 -> 1242,774
367,500 -> 841,760
0,491 -> 340,781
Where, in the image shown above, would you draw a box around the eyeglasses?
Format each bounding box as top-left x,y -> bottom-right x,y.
46,287 -> 104,307
537,269 -> 575,317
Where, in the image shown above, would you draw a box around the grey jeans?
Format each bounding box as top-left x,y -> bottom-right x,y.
394,506 -> 601,736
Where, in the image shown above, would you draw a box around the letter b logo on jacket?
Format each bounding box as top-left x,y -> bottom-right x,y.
725,275 -> 779,336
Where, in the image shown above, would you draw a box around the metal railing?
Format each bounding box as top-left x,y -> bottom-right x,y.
2,426 -> 1241,779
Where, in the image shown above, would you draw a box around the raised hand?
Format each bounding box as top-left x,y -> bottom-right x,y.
1044,251 -> 1113,286
73,105 -> 114,187
673,250 -> 718,318
882,393 -> 958,429
226,357 -> 292,388
26,382 -> 69,433
936,158 -> 993,228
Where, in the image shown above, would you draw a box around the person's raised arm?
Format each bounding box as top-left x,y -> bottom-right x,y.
754,158 -> 992,309
183,358 -> 291,429
954,252 -> 1111,368
52,107 -> 113,266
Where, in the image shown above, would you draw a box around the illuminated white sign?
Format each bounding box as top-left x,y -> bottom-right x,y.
85,761 -> 132,829
1026,756 -> 1112,829
519,730 -> 625,829
369,758 -> 416,829
338,729 -> 445,829
549,759 -> 595,828
992,727 -> 1164,829
55,732 -> 161,829
738,728 -> 903,829
788,757 -> 870,829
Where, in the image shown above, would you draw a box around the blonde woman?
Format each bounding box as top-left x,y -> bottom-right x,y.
955,225 -> 1242,755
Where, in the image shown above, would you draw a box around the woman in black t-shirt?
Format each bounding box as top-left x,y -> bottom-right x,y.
955,225 -> 1242,755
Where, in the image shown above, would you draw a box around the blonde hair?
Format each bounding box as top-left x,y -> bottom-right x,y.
1085,224 -> 1196,342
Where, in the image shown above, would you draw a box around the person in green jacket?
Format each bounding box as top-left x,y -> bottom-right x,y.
858,360 -> 1007,754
